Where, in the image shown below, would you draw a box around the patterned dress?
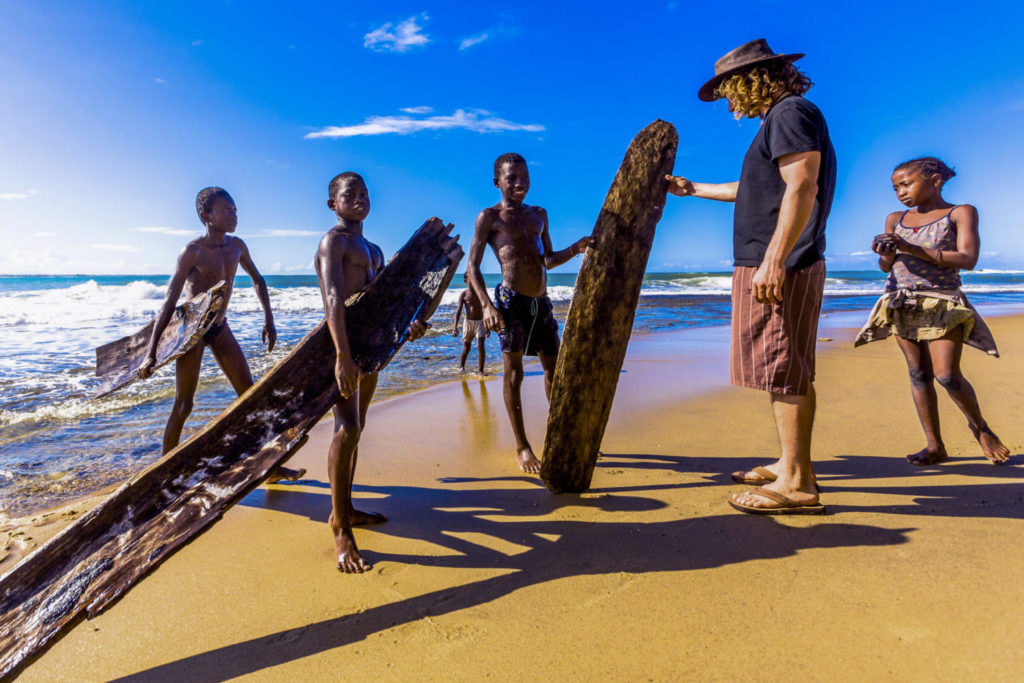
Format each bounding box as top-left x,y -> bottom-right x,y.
855,208 -> 998,355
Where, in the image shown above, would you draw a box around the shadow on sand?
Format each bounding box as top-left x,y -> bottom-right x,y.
117,457 -> 919,682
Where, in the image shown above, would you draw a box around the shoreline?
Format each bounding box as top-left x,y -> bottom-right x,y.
5,299 -> 1023,569
9,310 -> 1024,680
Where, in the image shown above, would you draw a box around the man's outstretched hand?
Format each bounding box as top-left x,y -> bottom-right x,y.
665,174 -> 696,197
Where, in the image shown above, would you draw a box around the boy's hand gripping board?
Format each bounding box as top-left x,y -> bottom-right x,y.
92,281 -> 228,398
541,120 -> 678,493
0,218 -> 462,679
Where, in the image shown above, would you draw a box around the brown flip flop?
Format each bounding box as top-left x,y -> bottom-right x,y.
730,466 -> 821,492
730,465 -> 776,485
728,487 -> 826,515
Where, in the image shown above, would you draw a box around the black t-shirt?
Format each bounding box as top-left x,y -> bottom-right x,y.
733,95 -> 837,270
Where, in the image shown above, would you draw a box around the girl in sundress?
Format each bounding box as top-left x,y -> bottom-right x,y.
855,157 -> 1010,466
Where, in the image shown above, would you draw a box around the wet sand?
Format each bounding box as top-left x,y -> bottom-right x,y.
13,314 -> 1024,681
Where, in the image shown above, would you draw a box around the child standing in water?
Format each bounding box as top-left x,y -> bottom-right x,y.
453,273 -> 489,375
856,157 -> 1010,466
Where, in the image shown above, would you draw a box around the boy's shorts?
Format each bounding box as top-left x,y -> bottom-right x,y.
729,260 -> 825,396
494,284 -> 559,357
461,318 -> 487,344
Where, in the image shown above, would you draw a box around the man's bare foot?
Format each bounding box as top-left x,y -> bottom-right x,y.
517,447 -> 542,474
266,466 -> 306,484
906,446 -> 948,466
331,521 -> 371,573
970,424 -> 1011,464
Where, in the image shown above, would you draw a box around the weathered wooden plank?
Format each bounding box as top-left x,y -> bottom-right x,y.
0,218 -> 462,680
540,120 -> 678,493
92,281 -> 228,398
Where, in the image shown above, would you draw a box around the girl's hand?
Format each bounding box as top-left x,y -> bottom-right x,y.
871,234 -> 897,255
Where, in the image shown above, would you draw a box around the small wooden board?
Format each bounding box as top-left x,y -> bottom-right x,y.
0,218 -> 463,679
540,120 -> 678,493
92,282 -> 228,398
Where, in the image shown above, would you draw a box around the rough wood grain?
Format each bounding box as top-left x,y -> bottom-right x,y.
93,282 -> 228,398
540,120 -> 678,493
0,218 -> 463,680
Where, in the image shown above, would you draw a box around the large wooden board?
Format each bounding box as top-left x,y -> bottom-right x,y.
0,218 -> 463,680
540,120 -> 678,493
92,281 -> 228,398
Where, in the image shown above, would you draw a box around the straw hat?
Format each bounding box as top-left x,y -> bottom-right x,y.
698,39 -> 804,102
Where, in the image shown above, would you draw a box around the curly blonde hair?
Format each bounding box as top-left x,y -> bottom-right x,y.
715,63 -> 813,119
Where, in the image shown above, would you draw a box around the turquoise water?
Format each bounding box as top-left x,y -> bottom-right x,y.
2,269 -> 1024,517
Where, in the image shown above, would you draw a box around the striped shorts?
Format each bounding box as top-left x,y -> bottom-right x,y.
730,260 -> 826,396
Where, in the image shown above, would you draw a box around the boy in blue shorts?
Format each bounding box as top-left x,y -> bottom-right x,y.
466,153 -> 592,473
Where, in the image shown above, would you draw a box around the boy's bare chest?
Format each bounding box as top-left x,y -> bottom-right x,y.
491,212 -> 543,252
343,237 -> 383,282
194,244 -> 241,280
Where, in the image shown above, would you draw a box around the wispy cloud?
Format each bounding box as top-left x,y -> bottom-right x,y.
154,78 -> 167,85
91,244 -> 140,252
306,108 -> 544,139
400,106 -> 433,114
364,14 -> 430,53
459,32 -> 489,50
1,189 -> 37,200
135,226 -> 196,236
34,232 -> 57,237
191,40 -> 203,47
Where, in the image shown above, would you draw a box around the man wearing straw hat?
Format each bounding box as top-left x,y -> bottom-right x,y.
666,39 -> 837,514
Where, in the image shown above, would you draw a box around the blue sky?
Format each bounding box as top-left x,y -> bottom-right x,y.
2,0 -> 1023,275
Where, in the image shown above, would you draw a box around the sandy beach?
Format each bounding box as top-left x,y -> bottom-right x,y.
11,312 -> 1024,681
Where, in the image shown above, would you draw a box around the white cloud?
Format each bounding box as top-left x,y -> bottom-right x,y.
459,33 -> 489,50
1,189 -> 37,200
848,251 -> 873,257
0,248 -> 163,275
154,78 -> 167,84
134,226 -> 196,236
400,106 -> 433,114
91,244 -> 140,252
306,108 -> 544,139
364,14 -> 430,53
191,40 -> 203,47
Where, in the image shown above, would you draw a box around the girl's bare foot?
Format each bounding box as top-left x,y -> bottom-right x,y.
906,446 -> 948,466
517,447 -> 541,474
330,519 -> 371,573
970,424 -> 1010,464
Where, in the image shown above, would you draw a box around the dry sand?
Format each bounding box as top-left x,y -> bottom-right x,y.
13,314 -> 1024,681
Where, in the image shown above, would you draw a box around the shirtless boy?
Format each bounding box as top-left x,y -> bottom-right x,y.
316,172 -> 429,573
453,273 -> 489,374
139,187 -> 303,482
466,153 -> 593,474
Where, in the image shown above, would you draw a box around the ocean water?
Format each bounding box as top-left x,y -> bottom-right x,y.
3,269 -> 1024,518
